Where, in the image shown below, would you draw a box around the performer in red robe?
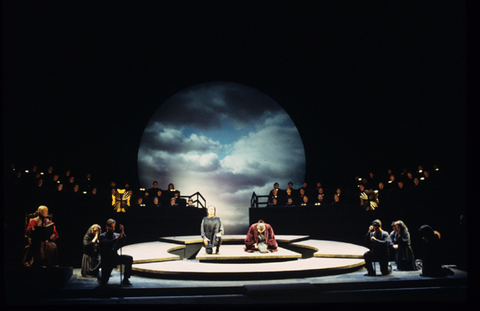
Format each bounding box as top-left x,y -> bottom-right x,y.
244,220 -> 278,253
24,205 -> 59,267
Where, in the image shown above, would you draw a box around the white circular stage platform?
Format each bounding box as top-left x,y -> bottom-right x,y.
120,235 -> 369,280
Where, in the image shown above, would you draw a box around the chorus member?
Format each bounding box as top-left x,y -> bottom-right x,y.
150,196 -> 161,208
267,188 -> 279,206
331,194 -> 341,205
300,195 -> 311,206
315,194 -> 324,206
285,197 -> 295,207
297,188 -> 306,205
147,181 -> 161,198
268,182 -> 280,197
169,197 -> 178,207
285,188 -> 294,203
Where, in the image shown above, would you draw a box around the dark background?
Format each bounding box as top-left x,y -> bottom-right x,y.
2,1 -> 470,272
3,1 -> 467,189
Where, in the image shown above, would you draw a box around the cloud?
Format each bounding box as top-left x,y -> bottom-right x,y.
137,82 -> 306,233
152,82 -> 281,131
141,123 -> 222,155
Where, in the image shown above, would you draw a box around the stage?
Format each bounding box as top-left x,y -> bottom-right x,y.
4,235 -> 469,305
119,235 -> 368,279
5,263 -> 468,305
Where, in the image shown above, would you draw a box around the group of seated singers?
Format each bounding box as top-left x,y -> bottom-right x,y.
141,181 -> 190,208
267,182 -> 328,207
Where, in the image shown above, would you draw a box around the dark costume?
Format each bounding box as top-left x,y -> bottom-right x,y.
98,230 -> 133,285
244,222 -> 278,253
81,231 -> 101,277
418,225 -> 451,277
24,216 -> 59,267
391,228 -> 417,271
200,214 -> 224,254
364,223 -> 390,275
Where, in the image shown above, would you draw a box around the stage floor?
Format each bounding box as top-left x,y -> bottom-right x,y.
6,263 -> 467,305
120,235 -> 369,279
6,235 -> 467,305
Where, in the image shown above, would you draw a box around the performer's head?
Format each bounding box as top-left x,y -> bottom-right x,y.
257,222 -> 266,233
37,205 -> 49,218
372,219 -> 382,232
106,219 -> 116,232
395,220 -> 408,234
207,205 -> 216,217
88,224 -> 102,235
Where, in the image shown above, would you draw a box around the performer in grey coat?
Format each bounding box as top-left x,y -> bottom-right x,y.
200,206 -> 224,254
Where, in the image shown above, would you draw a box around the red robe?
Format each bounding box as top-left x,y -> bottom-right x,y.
244,222 -> 278,252
24,217 -> 59,267
26,218 -> 59,240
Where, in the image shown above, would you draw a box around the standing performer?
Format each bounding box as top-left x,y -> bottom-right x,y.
244,220 -> 278,253
98,219 -> 133,285
81,224 -> 102,278
200,206 -> 224,254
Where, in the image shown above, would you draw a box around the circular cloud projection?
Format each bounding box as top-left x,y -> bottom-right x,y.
138,82 -> 306,233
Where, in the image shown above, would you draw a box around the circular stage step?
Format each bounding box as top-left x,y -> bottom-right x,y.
121,235 -> 369,280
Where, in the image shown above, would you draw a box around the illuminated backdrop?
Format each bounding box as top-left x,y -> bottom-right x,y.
137,82 -> 306,233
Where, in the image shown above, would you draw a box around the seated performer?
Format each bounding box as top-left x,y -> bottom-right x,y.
285,197 -> 295,207
200,206 -> 223,254
24,205 -> 59,267
98,219 -> 133,286
300,195 -> 311,206
244,220 -> 278,253
314,194 -> 324,206
81,224 -> 102,278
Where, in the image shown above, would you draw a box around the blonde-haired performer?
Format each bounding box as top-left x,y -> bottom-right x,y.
24,205 -> 59,267
81,224 -> 102,278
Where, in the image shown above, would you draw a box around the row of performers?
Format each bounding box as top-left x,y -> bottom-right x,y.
24,205 -> 278,286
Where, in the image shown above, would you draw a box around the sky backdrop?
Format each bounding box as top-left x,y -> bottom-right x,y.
138,82 -> 306,232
